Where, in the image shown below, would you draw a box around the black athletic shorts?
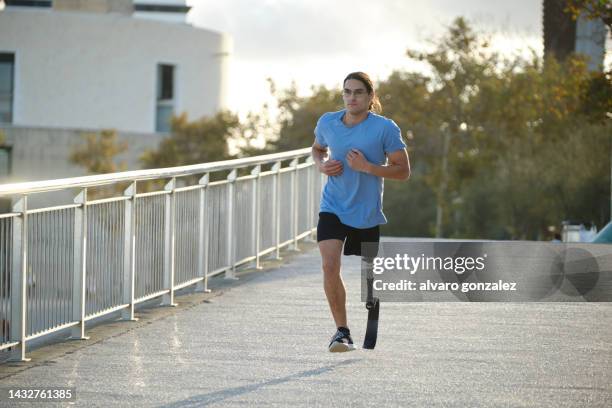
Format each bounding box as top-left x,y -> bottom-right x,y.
316,212 -> 380,257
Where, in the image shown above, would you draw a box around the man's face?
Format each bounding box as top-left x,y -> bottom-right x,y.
342,79 -> 372,115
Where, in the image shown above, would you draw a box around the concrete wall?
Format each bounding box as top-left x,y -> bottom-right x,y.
0,6 -> 231,133
0,126 -> 165,208
53,0 -> 134,14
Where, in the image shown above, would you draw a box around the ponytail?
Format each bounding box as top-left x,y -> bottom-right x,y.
369,95 -> 382,114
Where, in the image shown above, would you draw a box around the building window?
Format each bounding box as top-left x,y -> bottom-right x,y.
134,4 -> 191,13
0,54 -> 14,124
4,1 -> 52,7
156,64 -> 175,133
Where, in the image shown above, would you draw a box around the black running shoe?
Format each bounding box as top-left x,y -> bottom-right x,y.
328,328 -> 356,352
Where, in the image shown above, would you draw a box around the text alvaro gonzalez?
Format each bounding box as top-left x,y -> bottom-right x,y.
370,254 -> 517,293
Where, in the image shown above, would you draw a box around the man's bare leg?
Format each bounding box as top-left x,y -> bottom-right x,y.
318,239 -> 347,328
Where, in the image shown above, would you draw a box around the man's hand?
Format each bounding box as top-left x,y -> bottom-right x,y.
318,159 -> 343,176
312,141 -> 343,176
346,149 -> 370,173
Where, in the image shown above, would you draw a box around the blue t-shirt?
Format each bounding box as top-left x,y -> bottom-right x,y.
314,110 -> 406,228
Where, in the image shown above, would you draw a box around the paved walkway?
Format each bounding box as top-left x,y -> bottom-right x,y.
1,243 -> 611,407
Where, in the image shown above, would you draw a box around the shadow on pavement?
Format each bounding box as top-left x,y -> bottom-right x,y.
160,358 -> 359,408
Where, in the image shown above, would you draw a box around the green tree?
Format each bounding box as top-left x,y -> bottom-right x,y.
565,0 -> 612,30
265,82 -> 342,152
69,129 -> 129,198
140,111 -> 238,169
399,17 -> 500,237
579,70 -> 612,123
465,54 -> 610,238
70,129 -> 127,174
382,18 -> 610,239
240,17 -> 610,240
235,103 -> 278,157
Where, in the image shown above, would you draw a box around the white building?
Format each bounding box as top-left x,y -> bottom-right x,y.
0,0 -> 232,208
0,0 -> 231,133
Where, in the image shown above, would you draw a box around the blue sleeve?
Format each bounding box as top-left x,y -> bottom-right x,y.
314,114 -> 328,147
383,119 -> 406,153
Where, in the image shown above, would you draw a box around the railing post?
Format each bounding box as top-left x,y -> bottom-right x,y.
305,156 -> 316,242
162,178 -> 178,306
251,165 -> 262,269
225,169 -> 238,280
196,173 -> 211,292
71,188 -> 90,340
272,161 -> 282,260
290,158 -> 300,251
9,196 -> 30,361
122,182 -> 138,321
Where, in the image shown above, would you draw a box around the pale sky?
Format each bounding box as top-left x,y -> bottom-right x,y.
186,0 -> 546,117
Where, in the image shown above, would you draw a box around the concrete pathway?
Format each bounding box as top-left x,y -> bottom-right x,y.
1,243 -> 611,407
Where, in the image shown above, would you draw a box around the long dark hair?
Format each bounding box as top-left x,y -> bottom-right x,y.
343,71 -> 382,113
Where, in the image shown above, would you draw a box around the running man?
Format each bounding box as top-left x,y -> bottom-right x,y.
312,72 -> 410,352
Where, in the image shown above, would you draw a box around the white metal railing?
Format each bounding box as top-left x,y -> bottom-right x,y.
0,147 -> 323,361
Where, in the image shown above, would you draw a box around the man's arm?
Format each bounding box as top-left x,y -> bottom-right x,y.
346,148 -> 410,181
312,141 -> 343,176
311,141 -> 328,167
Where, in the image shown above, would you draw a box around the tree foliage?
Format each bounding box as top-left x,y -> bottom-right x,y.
70,18 -> 607,240
140,111 -> 239,169
564,0 -> 612,30
268,83 -> 342,152
69,129 -> 127,174
242,17 -> 611,240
